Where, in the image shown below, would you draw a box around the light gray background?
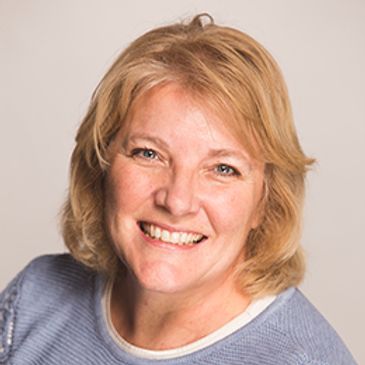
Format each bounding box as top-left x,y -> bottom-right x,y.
1,0 -> 364,363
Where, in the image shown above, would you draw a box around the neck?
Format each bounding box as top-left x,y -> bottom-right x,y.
110,273 -> 251,350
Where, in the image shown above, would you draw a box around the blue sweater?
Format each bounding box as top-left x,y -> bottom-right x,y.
0,254 -> 356,364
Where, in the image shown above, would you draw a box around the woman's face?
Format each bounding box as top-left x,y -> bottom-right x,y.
105,83 -> 264,296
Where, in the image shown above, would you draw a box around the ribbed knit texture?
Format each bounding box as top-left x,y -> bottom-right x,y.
0,255 -> 357,365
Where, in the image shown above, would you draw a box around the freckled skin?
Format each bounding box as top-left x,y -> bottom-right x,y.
105,83 -> 264,297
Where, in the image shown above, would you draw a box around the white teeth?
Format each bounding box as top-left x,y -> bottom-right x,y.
171,232 -> 179,244
155,226 -> 161,239
161,230 -> 170,242
141,223 -> 203,245
180,232 -> 188,244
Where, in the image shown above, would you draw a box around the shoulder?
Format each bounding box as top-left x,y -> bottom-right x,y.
2,254 -> 95,306
256,288 -> 357,364
16,253 -> 94,290
225,288 -> 357,364
0,254 -> 99,363
18,253 -> 92,280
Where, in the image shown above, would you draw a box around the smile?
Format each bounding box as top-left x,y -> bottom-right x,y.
139,222 -> 206,246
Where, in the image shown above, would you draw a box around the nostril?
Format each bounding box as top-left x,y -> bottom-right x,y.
153,171 -> 200,216
154,187 -> 168,207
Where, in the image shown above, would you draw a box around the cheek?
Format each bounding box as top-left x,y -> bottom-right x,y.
204,185 -> 260,235
106,163 -> 156,212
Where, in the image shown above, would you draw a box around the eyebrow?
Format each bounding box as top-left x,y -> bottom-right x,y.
207,148 -> 250,161
124,133 -> 253,166
122,133 -> 169,150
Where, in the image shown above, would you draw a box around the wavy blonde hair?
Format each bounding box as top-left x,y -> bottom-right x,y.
61,14 -> 314,298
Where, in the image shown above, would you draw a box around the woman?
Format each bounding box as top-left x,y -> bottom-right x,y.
0,14 -> 356,364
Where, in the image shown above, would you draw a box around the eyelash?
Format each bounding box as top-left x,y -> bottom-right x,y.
130,147 -> 158,160
129,148 -> 241,177
214,164 -> 241,177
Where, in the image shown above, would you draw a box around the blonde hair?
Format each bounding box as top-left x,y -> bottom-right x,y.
61,14 -> 314,298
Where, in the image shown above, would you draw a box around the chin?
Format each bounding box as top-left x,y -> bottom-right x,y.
131,261 -> 193,294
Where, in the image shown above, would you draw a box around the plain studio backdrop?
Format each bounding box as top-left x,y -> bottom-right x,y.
0,0 -> 364,363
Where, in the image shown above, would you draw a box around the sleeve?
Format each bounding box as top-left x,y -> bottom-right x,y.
0,254 -> 92,364
0,268 -> 25,364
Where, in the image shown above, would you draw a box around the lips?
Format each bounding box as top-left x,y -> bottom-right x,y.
139,222 -> 206,246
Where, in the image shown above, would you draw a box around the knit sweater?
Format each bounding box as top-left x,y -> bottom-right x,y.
0,254 -> 356,364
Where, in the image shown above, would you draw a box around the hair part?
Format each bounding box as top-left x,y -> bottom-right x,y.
61,13 -> 314,298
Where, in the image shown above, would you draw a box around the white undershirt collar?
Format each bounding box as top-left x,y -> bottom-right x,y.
102,280 -> 276,360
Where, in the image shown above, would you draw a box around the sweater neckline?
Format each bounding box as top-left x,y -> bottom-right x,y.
98,277 -> 277,360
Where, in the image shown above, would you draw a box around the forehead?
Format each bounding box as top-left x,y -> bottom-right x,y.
130,85 -> 218,133
123,83 -> 260,157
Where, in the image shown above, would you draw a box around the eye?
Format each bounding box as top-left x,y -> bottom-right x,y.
215,164 -> 240,177
131,148 -> 158,160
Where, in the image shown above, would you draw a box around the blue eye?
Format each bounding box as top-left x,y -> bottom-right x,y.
215,164 -> 239,176
131,148 -> 158,160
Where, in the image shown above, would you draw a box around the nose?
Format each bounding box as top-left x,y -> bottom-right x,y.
154,168 -> 200,217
